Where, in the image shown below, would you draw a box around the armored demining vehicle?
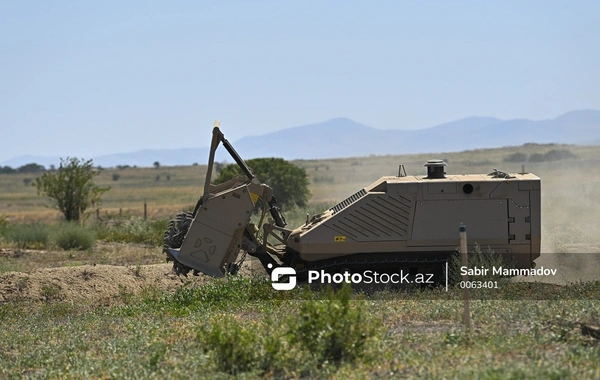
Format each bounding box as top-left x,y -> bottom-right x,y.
164,122 -> 541,278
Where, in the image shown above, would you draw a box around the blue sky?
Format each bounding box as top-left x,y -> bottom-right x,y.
1,0 -> 598,163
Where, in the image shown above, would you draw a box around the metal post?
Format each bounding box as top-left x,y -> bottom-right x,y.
460,224 -> 471,329
144,200 -> 147,220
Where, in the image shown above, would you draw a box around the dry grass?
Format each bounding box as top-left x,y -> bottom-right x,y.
0,242 -> 164,273
2,143 -> 600,255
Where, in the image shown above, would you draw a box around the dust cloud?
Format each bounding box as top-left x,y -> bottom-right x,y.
307,152 -> 600,285
518,157 -> 600,284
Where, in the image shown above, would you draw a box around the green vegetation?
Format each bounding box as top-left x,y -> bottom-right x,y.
0,166 -> 14,174
215,157 -> 310,207
529,149 -> 577,162
0,222 -> 94,251
0,222 -> 50,249
448,243 -> 514,284
54,223 -> 96,250
544,149 -> 577,161
502,148 -> 576,164
0,214 -> 8,228
289,285 -> 381,366
503,152 -> 527,162
17,163 -> 46,173
0,208 -> 317,251
196,284 -> 381,376
0,163 -> 47,174
0,218 -> 168,250
34,157 -> 110,221
93,217 -> 169,246
199,316 -> 269,374
0,143 -> 599,377
1,280 -> 599,378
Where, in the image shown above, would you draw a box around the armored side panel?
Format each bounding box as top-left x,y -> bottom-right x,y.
168,180 -> 269,277
286,172 -> 541,269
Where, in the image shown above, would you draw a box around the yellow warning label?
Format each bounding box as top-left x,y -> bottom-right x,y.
250,192 -> 260,204
334,235 -> 346,242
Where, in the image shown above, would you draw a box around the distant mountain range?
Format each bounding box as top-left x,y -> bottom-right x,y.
3,109 -> 600,168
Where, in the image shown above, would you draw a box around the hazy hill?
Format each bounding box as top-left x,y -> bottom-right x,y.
226,110 -> 600,160
3,109 -> 600,168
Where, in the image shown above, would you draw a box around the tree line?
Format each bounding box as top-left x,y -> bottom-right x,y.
0,163 -> 47,174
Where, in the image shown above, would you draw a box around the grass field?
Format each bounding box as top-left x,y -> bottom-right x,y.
1,143 -> 600,378
1,279 -> 600,378
2,142 -> 599,253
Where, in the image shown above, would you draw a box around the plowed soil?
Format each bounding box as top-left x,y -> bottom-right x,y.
0,247 -> 267,304
0,263 -> 211,304
2,245 -> 599,304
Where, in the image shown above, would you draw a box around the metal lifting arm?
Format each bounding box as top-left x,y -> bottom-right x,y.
201,121 -> 286,228
269,196 -> 287,227
203,121 -> 255,203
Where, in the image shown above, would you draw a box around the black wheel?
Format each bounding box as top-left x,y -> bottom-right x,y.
163,211 -> 194,276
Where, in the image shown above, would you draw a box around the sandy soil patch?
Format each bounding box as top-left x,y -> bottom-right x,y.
0,254 -> 268,304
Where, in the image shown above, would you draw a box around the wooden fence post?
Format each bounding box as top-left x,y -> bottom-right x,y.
460,224 -> 471,329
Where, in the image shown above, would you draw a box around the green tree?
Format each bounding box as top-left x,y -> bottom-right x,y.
503,152 -> 527,162
529,153 -> 546,162
544,149 -> 576,161
18,163 -> 46,173
214,158 -> 310,207
0,166 -> 16,174
34,157 -> 110,221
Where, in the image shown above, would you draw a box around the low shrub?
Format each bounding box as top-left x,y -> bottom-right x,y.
94,217 -> 169,246
195,283 -> 381,376
198,315 -> 283,375
151,276 -> 291,314
287,284 -> 381,366
448,243 -> 513,284
312,175 -> 335,184
0,214 -> 9,229
4,223 -> 50,249
54,223 -> 95,250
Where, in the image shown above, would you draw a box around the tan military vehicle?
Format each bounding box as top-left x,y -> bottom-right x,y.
164,123 -> 540,279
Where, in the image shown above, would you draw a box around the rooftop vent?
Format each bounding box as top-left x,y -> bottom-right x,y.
424,159 -> 447,179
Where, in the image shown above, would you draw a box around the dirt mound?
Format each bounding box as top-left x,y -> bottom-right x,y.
0,264 -> 214,304
0,254 -> 269,304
